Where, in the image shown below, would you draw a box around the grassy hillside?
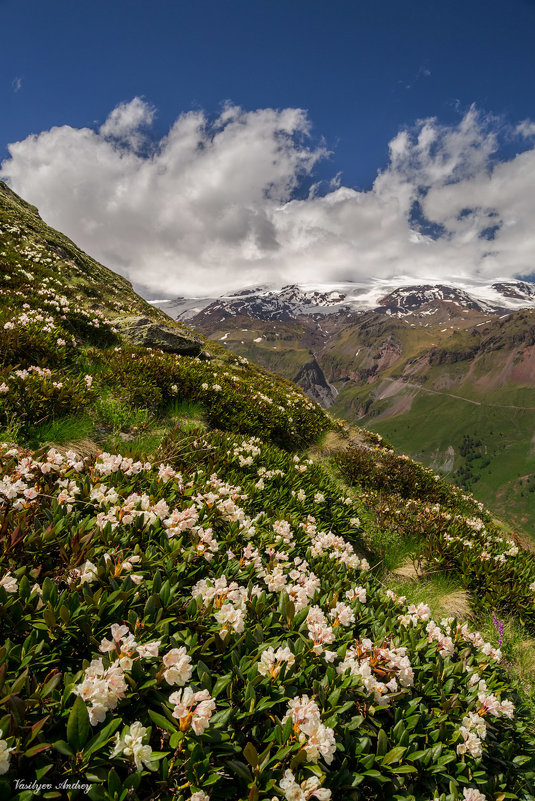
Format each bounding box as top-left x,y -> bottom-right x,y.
323,313 -> 535,539
1,183 -> 535,801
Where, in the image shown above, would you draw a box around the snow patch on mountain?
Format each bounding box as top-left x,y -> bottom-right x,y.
152,278 -> 535,322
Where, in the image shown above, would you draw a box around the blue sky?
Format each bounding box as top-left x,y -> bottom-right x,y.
2,0 -> 535,295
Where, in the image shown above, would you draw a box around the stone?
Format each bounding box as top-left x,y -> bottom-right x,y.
118,316 -> 203,356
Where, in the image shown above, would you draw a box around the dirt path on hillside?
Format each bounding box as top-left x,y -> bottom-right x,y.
381,377 -> 535,411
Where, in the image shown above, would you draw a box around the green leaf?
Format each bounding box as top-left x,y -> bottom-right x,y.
212,675 -> 232,697
227,760 -> 252,782
107,768 -> 121,796
84,717 -> 122,757
391,764 -> 418,774
382,746 -> 407,766
376,728 -> 389,757
148,710 -> 178,735
41,672 -> 62,698
362,770 -> 384,780
53,739 -> 74,757
159,580 -> 171,606
243,742 -> 259,768
67,696 -> 90,751
24,742 -> 52,758
282,715 -> 293,742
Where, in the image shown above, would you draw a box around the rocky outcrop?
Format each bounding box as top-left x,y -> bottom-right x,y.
118,316 -> 203,355
295,357 -> 338,408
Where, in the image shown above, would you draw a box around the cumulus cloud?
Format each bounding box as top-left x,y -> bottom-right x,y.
1,99 -> 535,296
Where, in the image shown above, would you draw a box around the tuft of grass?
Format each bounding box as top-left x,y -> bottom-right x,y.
369,531 -> 423,574
165,398 -> 205,421
386,572 -> 473,621
0,411 -> 22,444
95,394 -> 153,434
103,431 -> 165,461
26,415 -> 94,447
477,614 -> 535,714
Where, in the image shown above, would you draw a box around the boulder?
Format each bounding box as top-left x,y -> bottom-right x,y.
118,316 -> 203,356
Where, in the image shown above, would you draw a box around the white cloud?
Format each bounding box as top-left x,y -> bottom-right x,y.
516,120 -> 535,138
99,97 -> 155,151
12,77 -> 22,92
1,99 -> 535,296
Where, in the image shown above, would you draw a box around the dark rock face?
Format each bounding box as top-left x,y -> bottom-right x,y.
118,316 -> 202,355
295,358 -> 338,408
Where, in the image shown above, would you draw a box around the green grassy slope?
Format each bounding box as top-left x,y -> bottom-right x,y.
325,312 -> 535,538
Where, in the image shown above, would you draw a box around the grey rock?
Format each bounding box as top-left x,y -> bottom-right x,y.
118,316 -> 202,355
295,357 -> 338,408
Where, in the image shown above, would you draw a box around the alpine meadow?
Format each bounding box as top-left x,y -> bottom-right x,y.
1,178 -> 535,801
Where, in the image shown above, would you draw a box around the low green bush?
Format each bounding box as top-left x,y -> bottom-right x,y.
0,367 -> 93,431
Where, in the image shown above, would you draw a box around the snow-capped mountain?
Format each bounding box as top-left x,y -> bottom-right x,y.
376,285 -> 498,316
153,278 -> 535,323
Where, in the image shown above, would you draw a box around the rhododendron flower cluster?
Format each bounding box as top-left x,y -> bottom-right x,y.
73,658 -> 128,725
0,572 -> 17,594
0,735 -> 14,776
110,721 -> 156,771
279,769 -> 331,801
169,687 -> 216,734
262,553 -> 321,611
162,647 -> 193,686
337,638 -> 414,703
282,696 -> 336,765
305,606 -> 335,656
258,645 -> 295,679
462,789 -> 487,801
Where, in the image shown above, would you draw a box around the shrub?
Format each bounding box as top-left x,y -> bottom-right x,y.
0,366 -> 93,430
98,347 -> 332,450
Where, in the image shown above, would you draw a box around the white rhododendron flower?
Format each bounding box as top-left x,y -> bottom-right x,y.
462,789 -> 487,801
283,696 -> 336,765
279,768 -> 331,800
329,601 -> 355,627
169,687 -> 216,734
0,736 -> 14,775
346,586 -> 367,603
162,647 -> 193,686
79,560 -> 99,584
110,721 -> 156,771
257,646 -> 295,678
136,641 -> 161,658
0,572 -> 17,594
73,658 -> 128,725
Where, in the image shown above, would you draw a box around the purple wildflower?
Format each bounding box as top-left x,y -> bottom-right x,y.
492,612 -> 504,647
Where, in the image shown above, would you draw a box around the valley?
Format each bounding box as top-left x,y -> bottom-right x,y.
161,284 -> 535,537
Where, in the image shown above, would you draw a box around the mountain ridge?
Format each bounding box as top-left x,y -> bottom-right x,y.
154,278 -> 535,323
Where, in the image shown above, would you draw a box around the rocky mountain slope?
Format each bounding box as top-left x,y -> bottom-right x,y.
1,182 -> 535,800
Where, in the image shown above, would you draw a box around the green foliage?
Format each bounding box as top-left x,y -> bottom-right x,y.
0,366 -> 92,432
1,179 -> 535,801
337,441 -> 535,635
0,436 -> 534,799
96,346 -> 332,450
26,415 -> 94,447
336,442 -> 472,508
